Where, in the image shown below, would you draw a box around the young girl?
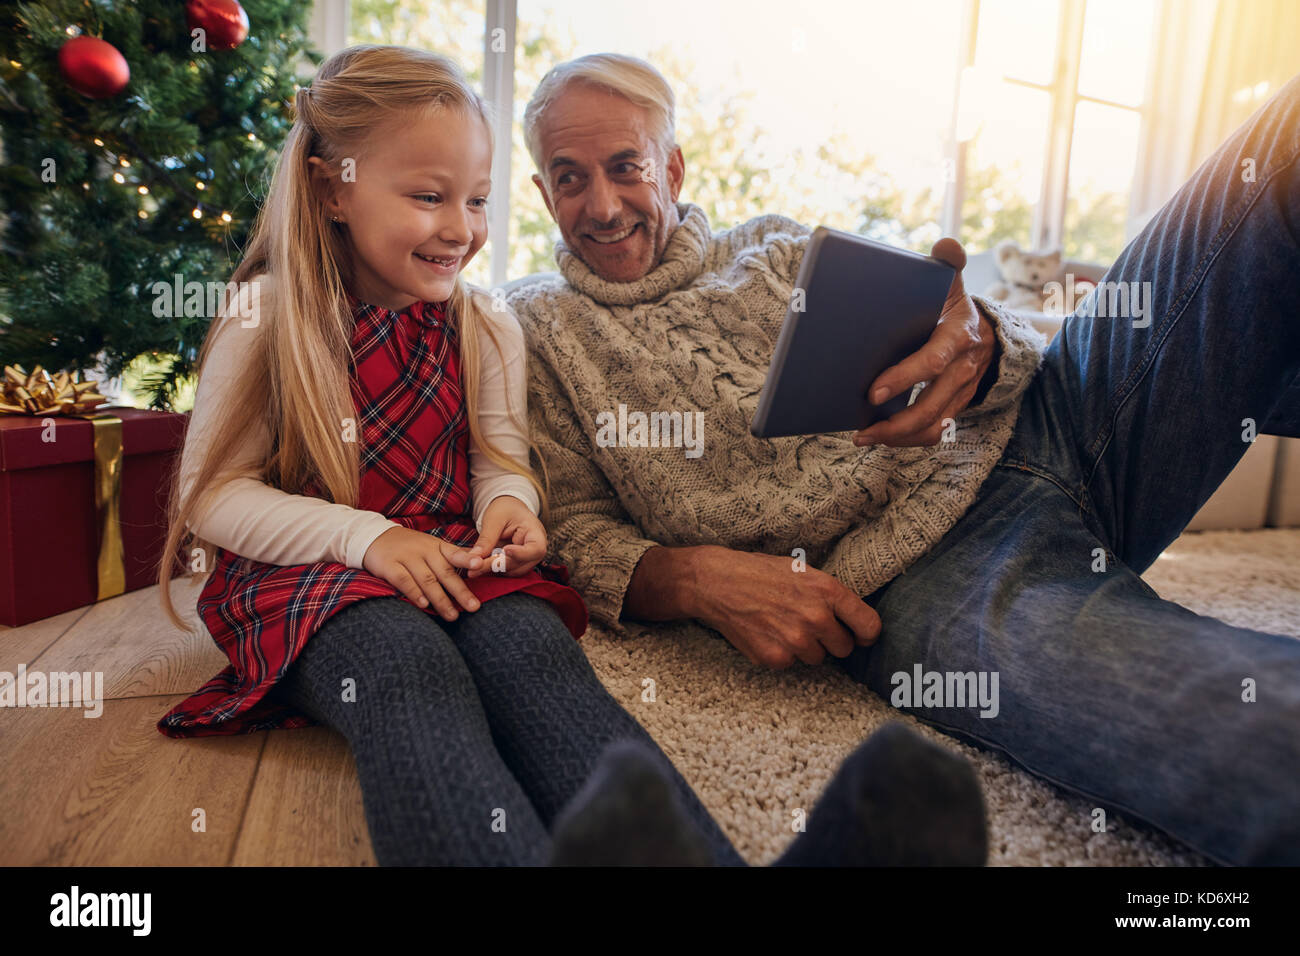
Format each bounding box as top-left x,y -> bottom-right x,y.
154,44 -> 986,867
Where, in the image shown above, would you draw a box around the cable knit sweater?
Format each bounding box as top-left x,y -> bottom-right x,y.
507,202 -> 1046,630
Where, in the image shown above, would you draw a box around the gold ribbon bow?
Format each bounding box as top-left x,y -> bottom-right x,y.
0,364 -> 108,416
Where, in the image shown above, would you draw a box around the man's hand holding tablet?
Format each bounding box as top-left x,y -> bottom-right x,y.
749,230 -> 1000,445
853,237 -> 999,448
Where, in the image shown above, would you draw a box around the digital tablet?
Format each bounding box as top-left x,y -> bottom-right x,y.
749,227 -> 955,439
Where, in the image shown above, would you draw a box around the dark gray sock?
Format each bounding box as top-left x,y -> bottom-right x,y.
549,740 -> 717,866
774,721 -> 988,866
448,593 -> 745,865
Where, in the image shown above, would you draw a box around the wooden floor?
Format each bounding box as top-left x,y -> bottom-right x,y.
0,576 -> 376,866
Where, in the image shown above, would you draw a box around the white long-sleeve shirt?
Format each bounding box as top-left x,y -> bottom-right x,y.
180,281 -> 539,570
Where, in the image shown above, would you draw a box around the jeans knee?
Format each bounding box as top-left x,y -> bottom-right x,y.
1275,72 -> 1300,114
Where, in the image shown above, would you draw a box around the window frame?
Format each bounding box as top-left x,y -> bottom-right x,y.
941,0 -> 1155,254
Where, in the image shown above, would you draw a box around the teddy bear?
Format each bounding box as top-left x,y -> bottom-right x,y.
983,239 -> 1065,313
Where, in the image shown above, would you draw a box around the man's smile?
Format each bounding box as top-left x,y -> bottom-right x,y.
585,223 -> 641,246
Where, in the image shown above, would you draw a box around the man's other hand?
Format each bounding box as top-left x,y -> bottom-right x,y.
686,546 -> 881,669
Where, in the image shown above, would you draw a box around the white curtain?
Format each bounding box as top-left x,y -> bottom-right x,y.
1190,0 -> 1300,164
1130,0 -> 1300,231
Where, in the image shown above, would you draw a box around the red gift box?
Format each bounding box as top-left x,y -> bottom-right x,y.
0,407 -> 189,627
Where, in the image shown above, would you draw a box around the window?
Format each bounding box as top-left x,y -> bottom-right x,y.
954,0 -> 1157,263
335,0 -> 1163,284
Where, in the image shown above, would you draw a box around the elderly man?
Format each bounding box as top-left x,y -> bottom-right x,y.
503,53 -> 1300,866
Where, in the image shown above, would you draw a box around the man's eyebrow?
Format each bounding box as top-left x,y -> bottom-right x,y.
547,149 -> 644,172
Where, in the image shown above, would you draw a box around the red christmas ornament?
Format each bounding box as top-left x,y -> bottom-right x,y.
186,0 -> 250,51
57,36 -> 130,99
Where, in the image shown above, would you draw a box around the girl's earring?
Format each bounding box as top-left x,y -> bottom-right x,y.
330,215 -> 342,223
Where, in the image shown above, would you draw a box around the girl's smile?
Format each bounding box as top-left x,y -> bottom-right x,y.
414,251 -> 465,275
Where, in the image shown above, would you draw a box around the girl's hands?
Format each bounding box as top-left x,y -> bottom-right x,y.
467,496 -> 547,578
362,526 -> 483,621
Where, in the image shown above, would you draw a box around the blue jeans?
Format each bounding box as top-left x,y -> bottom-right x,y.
840,73 -> 1300,866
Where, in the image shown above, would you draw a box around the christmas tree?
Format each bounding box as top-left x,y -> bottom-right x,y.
0,0 -> 317,409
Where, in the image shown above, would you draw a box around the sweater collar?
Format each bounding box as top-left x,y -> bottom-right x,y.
555,202 -> 712,306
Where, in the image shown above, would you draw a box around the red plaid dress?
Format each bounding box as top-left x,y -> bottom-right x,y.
157,298 -> 588,738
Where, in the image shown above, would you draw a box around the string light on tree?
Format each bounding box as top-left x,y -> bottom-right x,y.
1,0 -> 311,404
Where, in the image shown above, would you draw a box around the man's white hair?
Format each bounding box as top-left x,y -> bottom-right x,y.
523,53 -> 677,172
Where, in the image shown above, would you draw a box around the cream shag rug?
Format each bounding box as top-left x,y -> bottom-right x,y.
580,529 -> 1300,865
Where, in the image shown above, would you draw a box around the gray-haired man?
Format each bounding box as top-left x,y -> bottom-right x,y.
505,53 -> 1300,866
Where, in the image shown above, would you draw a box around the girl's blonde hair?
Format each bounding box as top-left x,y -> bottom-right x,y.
156,44 -> 546,634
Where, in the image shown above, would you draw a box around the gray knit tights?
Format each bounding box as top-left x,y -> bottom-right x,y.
270,591 -> 744,866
